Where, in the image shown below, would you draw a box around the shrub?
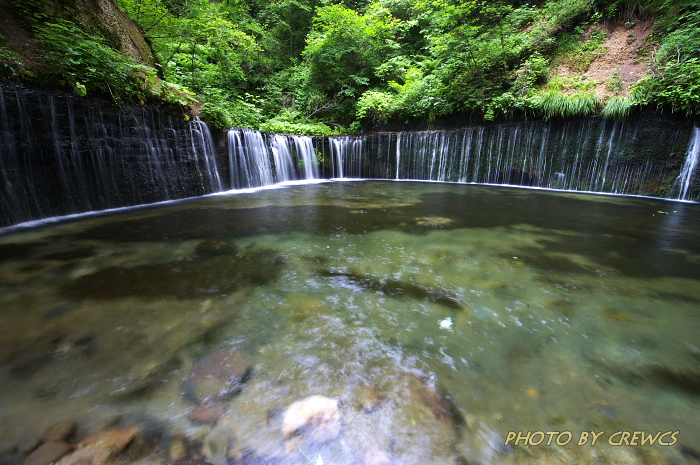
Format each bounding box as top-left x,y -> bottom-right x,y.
632,58 -> 700,115
356,90 -> 398,125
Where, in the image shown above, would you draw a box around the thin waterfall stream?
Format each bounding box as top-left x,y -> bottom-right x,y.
675,126 -> 700,200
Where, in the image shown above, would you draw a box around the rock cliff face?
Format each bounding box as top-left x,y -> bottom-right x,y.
0,0 -> 154,70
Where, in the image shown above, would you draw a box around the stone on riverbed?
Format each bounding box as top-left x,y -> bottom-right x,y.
194,240 -> 237,258
167,437 -> 189,463
355,383 -> 382,413
189,402 -> 227,424
41,422 -> 77,443
183,350 -> 249,404
23,442 -> 72,465
281,395 -> 341,444
55,427 -> 138,465
172,460 -> 214,465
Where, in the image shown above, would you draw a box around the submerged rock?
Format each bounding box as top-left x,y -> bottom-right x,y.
183,350 -> 250,404
194,240 -> 237,258
402,371 -> 463,426
201,421 -> 236,465
41,422 -> 77,443
355,384 -> 382,413
55,427 -> 138,465
167,438 -> 188,463
281,395 -> 341,444
60,248 -> 284,300
23,442 -> 72,465
171,460 -> 214,465
0,455 -> 25,465
359,447 -> 391,465
189,402 -> 227,424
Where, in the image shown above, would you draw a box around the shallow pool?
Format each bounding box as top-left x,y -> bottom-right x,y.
1,181 -> 699,465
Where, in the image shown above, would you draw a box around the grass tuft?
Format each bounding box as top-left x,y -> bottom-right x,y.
536,90 -> 601,119
601,96 -> 634,119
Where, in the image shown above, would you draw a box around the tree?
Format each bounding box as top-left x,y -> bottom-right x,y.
302,3 -> 402,96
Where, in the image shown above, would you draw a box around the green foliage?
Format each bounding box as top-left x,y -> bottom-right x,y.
547,75 -> 598,93
605,66 -> 623,94
554,25 -> 608,72
10,0 -> 48,28
36,19 -> 196,105
387,68 -> 452,120
513,52 -> 549,96
302,3 -> 403,95
632,58 -> 700,115
356,90 -> 398,124
37,20 -> 135,98
629,5 -> 700,115
89,0 -> 700,123
200,90 -> 263,129
259,109 -> 341,135
0,45 -> 24,78
534,90 -> 601,119
484,92 -> 519,120
201,100 -> 262,129
602,96 -> 634,119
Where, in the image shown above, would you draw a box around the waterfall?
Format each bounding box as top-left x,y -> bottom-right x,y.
191,117 -> 223,191
1,80 -> 698,229
323,119 -> 694,199
329,136 -> 365,178
330,138 -> 345,178
228,128 -> 274,188
226,128 -> 319,189
0,84 -> 227,228
270,134 -> 297,182
675,127 -> 700,200
292,135 -> 319,180
395,133 -> 401,180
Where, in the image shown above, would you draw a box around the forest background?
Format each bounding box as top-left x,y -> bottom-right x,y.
1,0 -> 698,133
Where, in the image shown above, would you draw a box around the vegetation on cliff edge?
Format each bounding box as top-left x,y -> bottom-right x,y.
1,0 -> 699,131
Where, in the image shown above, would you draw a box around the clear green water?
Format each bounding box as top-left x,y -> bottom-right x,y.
0,181 -> 699,465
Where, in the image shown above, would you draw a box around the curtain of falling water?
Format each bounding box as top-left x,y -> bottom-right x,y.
1,81 -> 697,229
0,84 -> 223,227
327,119 -> 697,200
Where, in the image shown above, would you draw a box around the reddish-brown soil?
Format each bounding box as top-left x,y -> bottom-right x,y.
554,20 -> 653,99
